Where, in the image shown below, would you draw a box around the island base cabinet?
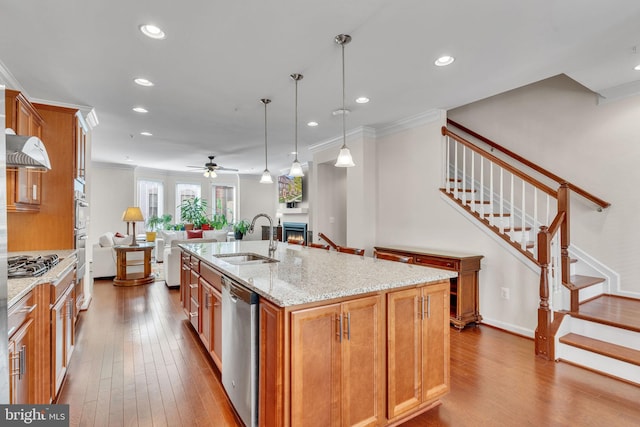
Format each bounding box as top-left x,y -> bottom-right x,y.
386,281 -> 450,421
290,295 -> 384,427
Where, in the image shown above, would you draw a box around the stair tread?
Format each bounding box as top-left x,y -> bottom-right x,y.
559,333 -> 640,366
503,226 -> 532,231
570,274 -> 606,290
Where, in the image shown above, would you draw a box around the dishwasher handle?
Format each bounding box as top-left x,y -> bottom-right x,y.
222,276 -> 258,305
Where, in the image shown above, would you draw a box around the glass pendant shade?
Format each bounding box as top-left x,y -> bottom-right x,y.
335,146 -> 355,167
203,169 -> 217,178
289,160 -> 304,177
289,73 -> 304,177
260,169 -> 273,183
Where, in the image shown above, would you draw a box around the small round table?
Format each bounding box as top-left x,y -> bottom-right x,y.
113,243 -> 155,286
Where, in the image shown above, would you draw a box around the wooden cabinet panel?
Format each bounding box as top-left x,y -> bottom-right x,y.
387,281 -> 450,421
291,303 -> 342,427
8,318 -> 35,404
259,299 -> 285,427
341,296 -> 384,427
291,295 -> 384,427
387,288 -> 422,417
200,280 -> 213,352
422,283 -> 450,402
210,286 -> 223,369
51,284 -> 74,399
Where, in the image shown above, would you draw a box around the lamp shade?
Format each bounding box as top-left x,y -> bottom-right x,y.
122,206 -> 144,222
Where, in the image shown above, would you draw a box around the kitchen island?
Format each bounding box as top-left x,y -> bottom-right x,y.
179,240 -> 457,426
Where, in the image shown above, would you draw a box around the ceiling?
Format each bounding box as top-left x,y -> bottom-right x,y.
1,0 -> 640,176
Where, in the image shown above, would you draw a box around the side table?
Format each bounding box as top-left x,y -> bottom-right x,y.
113,243 -> 155,286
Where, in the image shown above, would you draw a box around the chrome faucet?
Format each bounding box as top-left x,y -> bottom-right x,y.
249,213 -> 277,253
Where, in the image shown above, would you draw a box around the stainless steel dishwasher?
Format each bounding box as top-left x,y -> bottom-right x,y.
221,275 -> 259,427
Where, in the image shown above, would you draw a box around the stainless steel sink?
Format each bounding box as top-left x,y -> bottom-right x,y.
214,253 -> 279,265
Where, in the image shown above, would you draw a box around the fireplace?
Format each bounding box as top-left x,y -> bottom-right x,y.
282,222 -> 308,245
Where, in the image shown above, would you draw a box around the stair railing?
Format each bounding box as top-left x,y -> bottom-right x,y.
447,119 -> 610,211
441,124 -> 602,360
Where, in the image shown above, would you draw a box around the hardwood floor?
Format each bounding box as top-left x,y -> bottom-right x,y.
59,279 -> 640,426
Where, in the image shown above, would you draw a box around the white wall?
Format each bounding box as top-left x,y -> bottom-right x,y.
449,74 -> 640,296
238,175 -> 278,241
374,111 -> 540,336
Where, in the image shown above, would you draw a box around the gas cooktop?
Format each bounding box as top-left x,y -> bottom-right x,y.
7,254 -> 60,278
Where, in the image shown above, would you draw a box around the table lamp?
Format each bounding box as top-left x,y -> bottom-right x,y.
122,206 -> 144,246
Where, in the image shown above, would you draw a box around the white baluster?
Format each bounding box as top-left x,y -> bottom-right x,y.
470,150 -> 475,212
521,179 -> 526,251
499,167 -> 503,232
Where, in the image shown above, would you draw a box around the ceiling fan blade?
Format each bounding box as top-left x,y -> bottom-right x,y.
186,165 -> 205,169
216,166 -> 239,172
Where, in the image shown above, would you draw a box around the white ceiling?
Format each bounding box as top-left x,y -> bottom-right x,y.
1,0 -> 640,175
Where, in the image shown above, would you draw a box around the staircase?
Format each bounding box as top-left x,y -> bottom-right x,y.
441,120 -> 640,385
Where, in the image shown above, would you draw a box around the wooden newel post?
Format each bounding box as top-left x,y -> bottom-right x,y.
535,225 -> 552,360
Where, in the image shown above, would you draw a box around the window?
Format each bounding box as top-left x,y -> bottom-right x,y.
137,180 -> 163,219
176,183 -> 201,222
212,185 -> 236,224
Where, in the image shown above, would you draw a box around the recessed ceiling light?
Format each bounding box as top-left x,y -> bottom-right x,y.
139,24 -> 166,40
134,78 -> 154,87
634,64 -> 640,71
140,131 -> 153,136
434,55 -> 455,67
355,97 -> 370,104
307,121 -> 318,127
132,107 -> 148,113
332,108 -> 350,116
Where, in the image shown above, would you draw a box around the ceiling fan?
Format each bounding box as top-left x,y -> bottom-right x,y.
187,155 -> 238,177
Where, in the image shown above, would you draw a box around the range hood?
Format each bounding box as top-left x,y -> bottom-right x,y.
5,129 -> 51,170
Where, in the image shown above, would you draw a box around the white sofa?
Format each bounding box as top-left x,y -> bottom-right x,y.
157,230 -> 228,288
92,232 -> 134,278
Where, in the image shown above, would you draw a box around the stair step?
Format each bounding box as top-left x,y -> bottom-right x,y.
559,333 -> 640,367
569,275 -> 605,290
464,199 -> 491,205
502,226 -> 532,232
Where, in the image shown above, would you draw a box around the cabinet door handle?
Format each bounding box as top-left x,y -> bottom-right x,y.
18,305 -> 37,315
336,314 -> 343,343
421,296 -> 426,320
206,294 -> 211,308
427,295 -> 431,319
189,283 -> 198,289
19,345 -> 26,380
346,312 -> 351,341
189,311 -> 198,319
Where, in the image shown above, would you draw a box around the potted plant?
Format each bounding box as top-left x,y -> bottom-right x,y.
210,213 -> 228,230
233,219 -> 251,240
179,197 -> 208,230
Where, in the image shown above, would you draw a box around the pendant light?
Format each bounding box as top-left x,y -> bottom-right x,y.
334,34 -> 355,168
289,73 -> 304,177
259,98 -> 273,184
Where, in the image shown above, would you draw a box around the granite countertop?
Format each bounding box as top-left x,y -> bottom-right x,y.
7,249 -> 78,307
180,241 -> 457,307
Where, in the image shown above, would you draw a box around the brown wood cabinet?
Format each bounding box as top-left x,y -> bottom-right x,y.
7,101 -> 80,251
290,295 -> 384,427
50,265 -> 76,400
181,253 -> 225,371
375,246 -> 483,329
5,89 -> 45,213
386,281 -> 449,421
8,291 -> 37,404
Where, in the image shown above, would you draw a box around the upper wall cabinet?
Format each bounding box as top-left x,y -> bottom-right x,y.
5,89 -> 45,213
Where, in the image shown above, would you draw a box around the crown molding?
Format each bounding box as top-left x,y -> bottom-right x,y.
375,109 -> 443,138
596,79 -> 640,105
308,126 -> 376,154
0,59 -> 25,92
